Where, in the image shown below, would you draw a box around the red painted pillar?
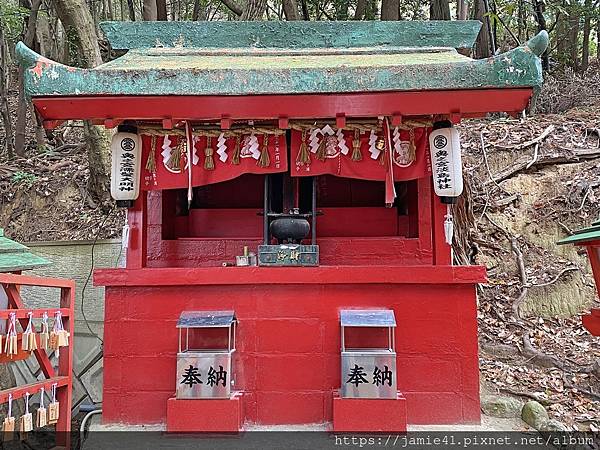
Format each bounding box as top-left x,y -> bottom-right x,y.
431,186 -> 452,266
126,192 -> 148,269
417,177 -> 433,261
56,286 -> 74,448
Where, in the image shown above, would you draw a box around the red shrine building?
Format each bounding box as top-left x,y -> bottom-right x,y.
18,21 -> 548,431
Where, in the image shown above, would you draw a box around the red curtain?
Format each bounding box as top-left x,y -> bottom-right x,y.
141,133 -> 288,190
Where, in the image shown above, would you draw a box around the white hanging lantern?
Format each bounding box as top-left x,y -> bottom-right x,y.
110,130 -> 142,202
429,125 -> 463,199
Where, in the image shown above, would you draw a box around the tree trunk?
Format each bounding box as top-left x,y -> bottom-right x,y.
106,0 -> 114,19
53,0 -> 112,205
380,0 -> 398,20
597,18 -> 600,61
192,0 -> 202,20
533,0 -> 549,70
142,0 -> 157,20
581,0 -> 592,72
156,0 -> 167,19
54,0 -> 102,67
127,0 -> 136,20
430,0 -> 450,20
354,0 -> 367,19
456,0 -> 468,20
220,0 -> 243,16
517,0 -> 526,41
472,0 -> 492,58
0,24 -> 14,159
84,121 -> 112,205
335,0 -> 349,19
282,0 -> 300,20
15,0 -> 42,157
300,0 -> 309,19
240,0 -> 266,19
567,12 -> 580,69
36,7 -> 55,59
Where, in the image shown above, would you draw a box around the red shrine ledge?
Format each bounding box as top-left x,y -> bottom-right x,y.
94,265 -> 487,286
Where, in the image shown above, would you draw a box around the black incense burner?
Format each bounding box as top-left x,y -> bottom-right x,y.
269,209 -> 311,244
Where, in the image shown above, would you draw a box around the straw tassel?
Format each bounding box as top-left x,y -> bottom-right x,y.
232,136 -> 241,165
258,135 -> 270,168
351,129 -> 362,161
316,135 -> 327,161
295,130 -> 310,165
377,135 -> 386,165
145,135 -> 157,173
408,127 -> 416,164
166,139 -> 183,172
204,136 -> 215,170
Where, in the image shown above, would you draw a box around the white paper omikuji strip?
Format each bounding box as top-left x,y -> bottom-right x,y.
161,135 -> 172,165
309,128 -> 321,153
249,134 -> 260,159
216,133 -> 228,162
192,136 -> 200,165
185,135 -> 200,169
337,128 -> 349,155
368,130 -> 380,160
393,127 -> 401,153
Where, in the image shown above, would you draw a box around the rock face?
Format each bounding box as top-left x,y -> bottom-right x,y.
521,400 -> 550,429
481,396 -> 524,418
540,419 -> 568,432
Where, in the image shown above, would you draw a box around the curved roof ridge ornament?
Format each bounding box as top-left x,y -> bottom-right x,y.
524,30 -> 549,57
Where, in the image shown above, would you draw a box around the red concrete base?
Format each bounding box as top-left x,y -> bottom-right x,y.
166,393 -> 242,433
332,392 -> 407,432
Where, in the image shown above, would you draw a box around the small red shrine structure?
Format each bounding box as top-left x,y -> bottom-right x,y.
18,21 -> 548,430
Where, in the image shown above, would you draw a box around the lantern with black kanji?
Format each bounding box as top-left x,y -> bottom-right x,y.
110,125 -> 142,206
340,310 -> 397,398
176,311 -> 236,398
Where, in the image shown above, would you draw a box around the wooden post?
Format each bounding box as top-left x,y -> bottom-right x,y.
126,192 -> 148,269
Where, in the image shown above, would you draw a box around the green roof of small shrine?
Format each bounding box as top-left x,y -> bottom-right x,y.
0,229 -> 49,272
557,220 -> 600,246
16,21 -> 548,98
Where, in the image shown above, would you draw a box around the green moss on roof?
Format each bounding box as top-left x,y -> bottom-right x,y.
100,47 -> 469,71
15,22 -> 549,98
99,20 -> 483,50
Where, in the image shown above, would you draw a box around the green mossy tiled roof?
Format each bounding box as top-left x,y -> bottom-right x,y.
16,21 -> 548,98
0,229 -> 49,272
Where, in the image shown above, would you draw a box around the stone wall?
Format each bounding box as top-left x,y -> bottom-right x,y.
14,239 -> 122,409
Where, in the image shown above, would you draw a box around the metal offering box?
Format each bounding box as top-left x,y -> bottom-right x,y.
340,309 -> 397,399
176,310 -> 236,399
258,244 -> 319,266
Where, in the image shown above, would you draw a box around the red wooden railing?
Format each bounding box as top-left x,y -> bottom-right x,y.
0,273 -> 74,449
